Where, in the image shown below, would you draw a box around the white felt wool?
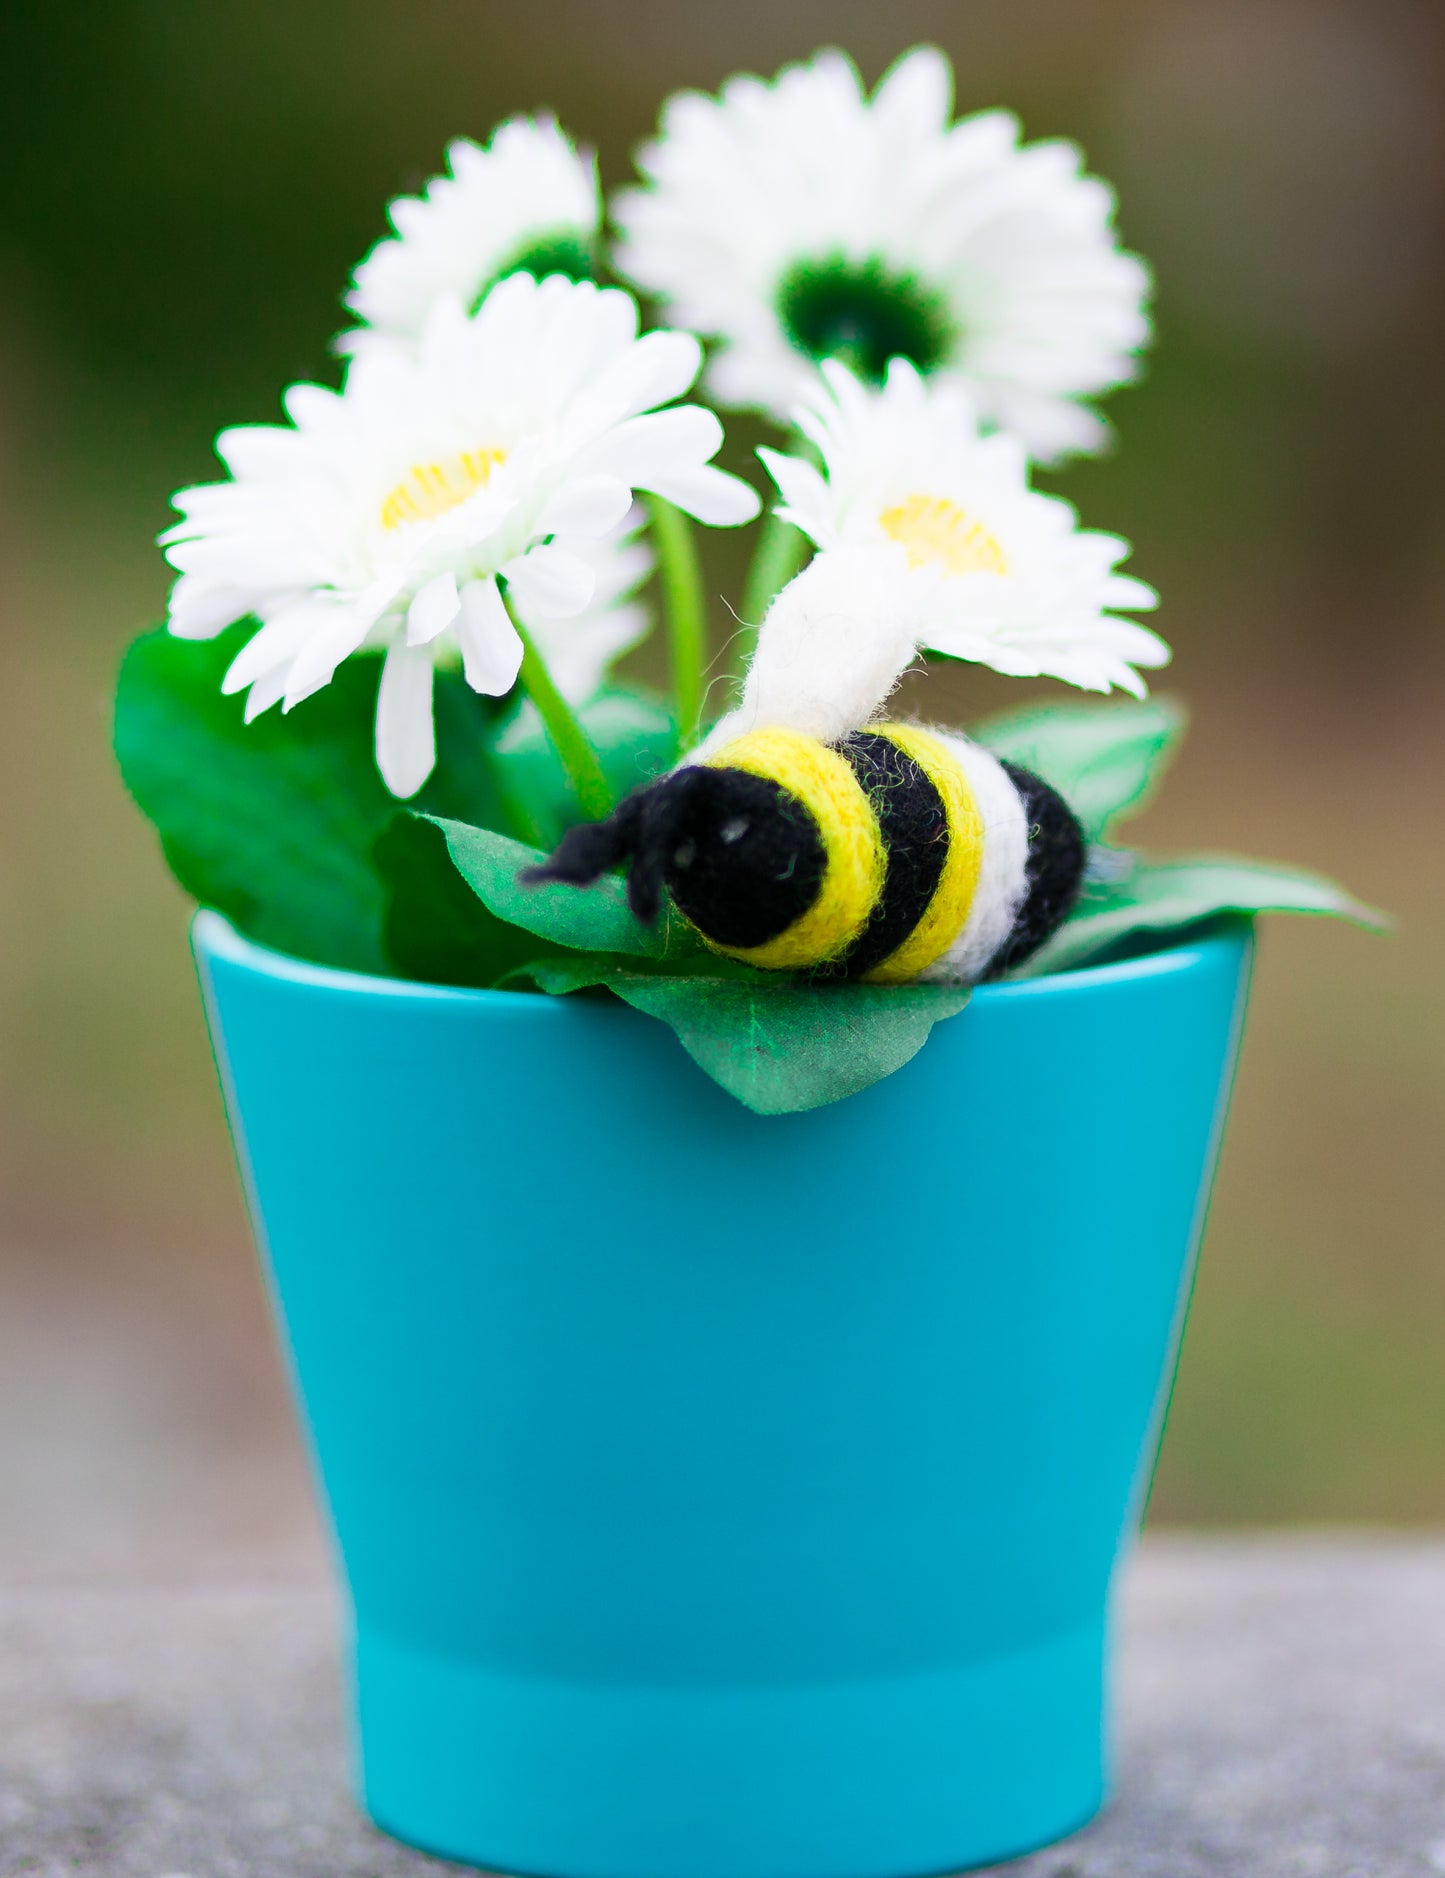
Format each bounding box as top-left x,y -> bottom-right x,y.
915,731 -> 1029,985
694,550 -> 920,760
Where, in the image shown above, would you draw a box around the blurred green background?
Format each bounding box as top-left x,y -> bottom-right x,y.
1,0 -> 1441,1576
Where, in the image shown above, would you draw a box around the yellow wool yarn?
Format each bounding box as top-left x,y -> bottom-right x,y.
703,726 -> 886,970
861,724 -> 985,985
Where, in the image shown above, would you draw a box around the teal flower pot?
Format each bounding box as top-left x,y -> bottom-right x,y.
194,912 -> 1251,1878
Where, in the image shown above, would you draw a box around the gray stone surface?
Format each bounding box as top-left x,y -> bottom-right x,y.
2,1536 -> 1445,1877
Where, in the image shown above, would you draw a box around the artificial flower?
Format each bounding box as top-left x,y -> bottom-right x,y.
745,358 -> 1166,724
162,273 -> 759,797
339,115 -> 599,353
614,46 -> 1149,461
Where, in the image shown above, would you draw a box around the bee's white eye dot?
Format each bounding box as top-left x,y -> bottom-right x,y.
720,816 -> 750,844
673,840 -> 697,869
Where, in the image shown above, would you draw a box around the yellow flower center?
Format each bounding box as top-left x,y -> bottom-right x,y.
380,449 -> 506,531
879,494 -> 1009,577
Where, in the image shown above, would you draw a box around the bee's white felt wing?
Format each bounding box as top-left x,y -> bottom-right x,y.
694,549 -> 920,760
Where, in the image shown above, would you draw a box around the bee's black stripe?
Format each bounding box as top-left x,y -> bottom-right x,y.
812,731 -> 950,981
984,762 -> 1087,977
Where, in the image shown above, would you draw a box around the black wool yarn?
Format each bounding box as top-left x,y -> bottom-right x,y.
811,732 -> 949,980
986,763 -> 1087,977
653,767 -> 826,950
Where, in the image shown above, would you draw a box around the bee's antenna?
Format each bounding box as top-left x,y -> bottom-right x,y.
521,793 -> 646,894
520,769 -> 706,925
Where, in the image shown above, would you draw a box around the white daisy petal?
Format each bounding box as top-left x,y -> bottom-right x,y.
535,475 -> 633,540
645,463 -> 761,527
282,384 -> 346,433
502,543 -> 596,619
1101,619 -> 1172,667
757,447 -> 834,543
214,424 -> 306,482
406,571 -> 463,646
985,389 -> 1112,467
613,45 -> 1149,460
590,405 -> 724,484
456,578 -> 525,695
375,639 -> 437,798
163,534 -> 320,589
579,328 -> 702,427
283,606 -> 379,709
581,407 -> 761,524
871,44 -> 952,139
221,604 -> 328,694
1101,574 -> 1160,611
242,665 -> 291,723
167,574 -> 253,640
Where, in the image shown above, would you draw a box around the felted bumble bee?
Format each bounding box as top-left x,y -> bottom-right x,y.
527,719 -> 1084,985
526,550 -> 1091,985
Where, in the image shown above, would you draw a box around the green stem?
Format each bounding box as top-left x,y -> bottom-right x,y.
502,588 -> 614,823
736,507 -> 809,677
648,495 -> 708,756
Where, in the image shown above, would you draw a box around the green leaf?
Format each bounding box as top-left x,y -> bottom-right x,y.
429,818 -> 704,963
1018,853 -> 1387,978
518,957 -> 972,1115
114,623 -> 522,974
374,814 -> 547,989
973,697 -> 1185,842
495,686 -> 677,849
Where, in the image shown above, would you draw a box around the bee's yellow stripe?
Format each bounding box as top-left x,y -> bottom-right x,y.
704,726 -> 885,970
862,724 -> 985,984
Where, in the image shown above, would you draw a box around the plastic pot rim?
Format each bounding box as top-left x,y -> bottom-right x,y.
192,907 -> 1250,1015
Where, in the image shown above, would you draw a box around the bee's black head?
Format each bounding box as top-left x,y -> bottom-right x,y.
521,765 -> 826,946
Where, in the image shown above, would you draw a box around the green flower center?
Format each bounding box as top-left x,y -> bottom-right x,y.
470,227 -> 596,312
775,255 -> 956,383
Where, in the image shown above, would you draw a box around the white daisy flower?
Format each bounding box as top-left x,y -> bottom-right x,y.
162,272 -> 759,798
741,358 -> 1165,728
614,46 -> 1150,462
340,115 -> 599,354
